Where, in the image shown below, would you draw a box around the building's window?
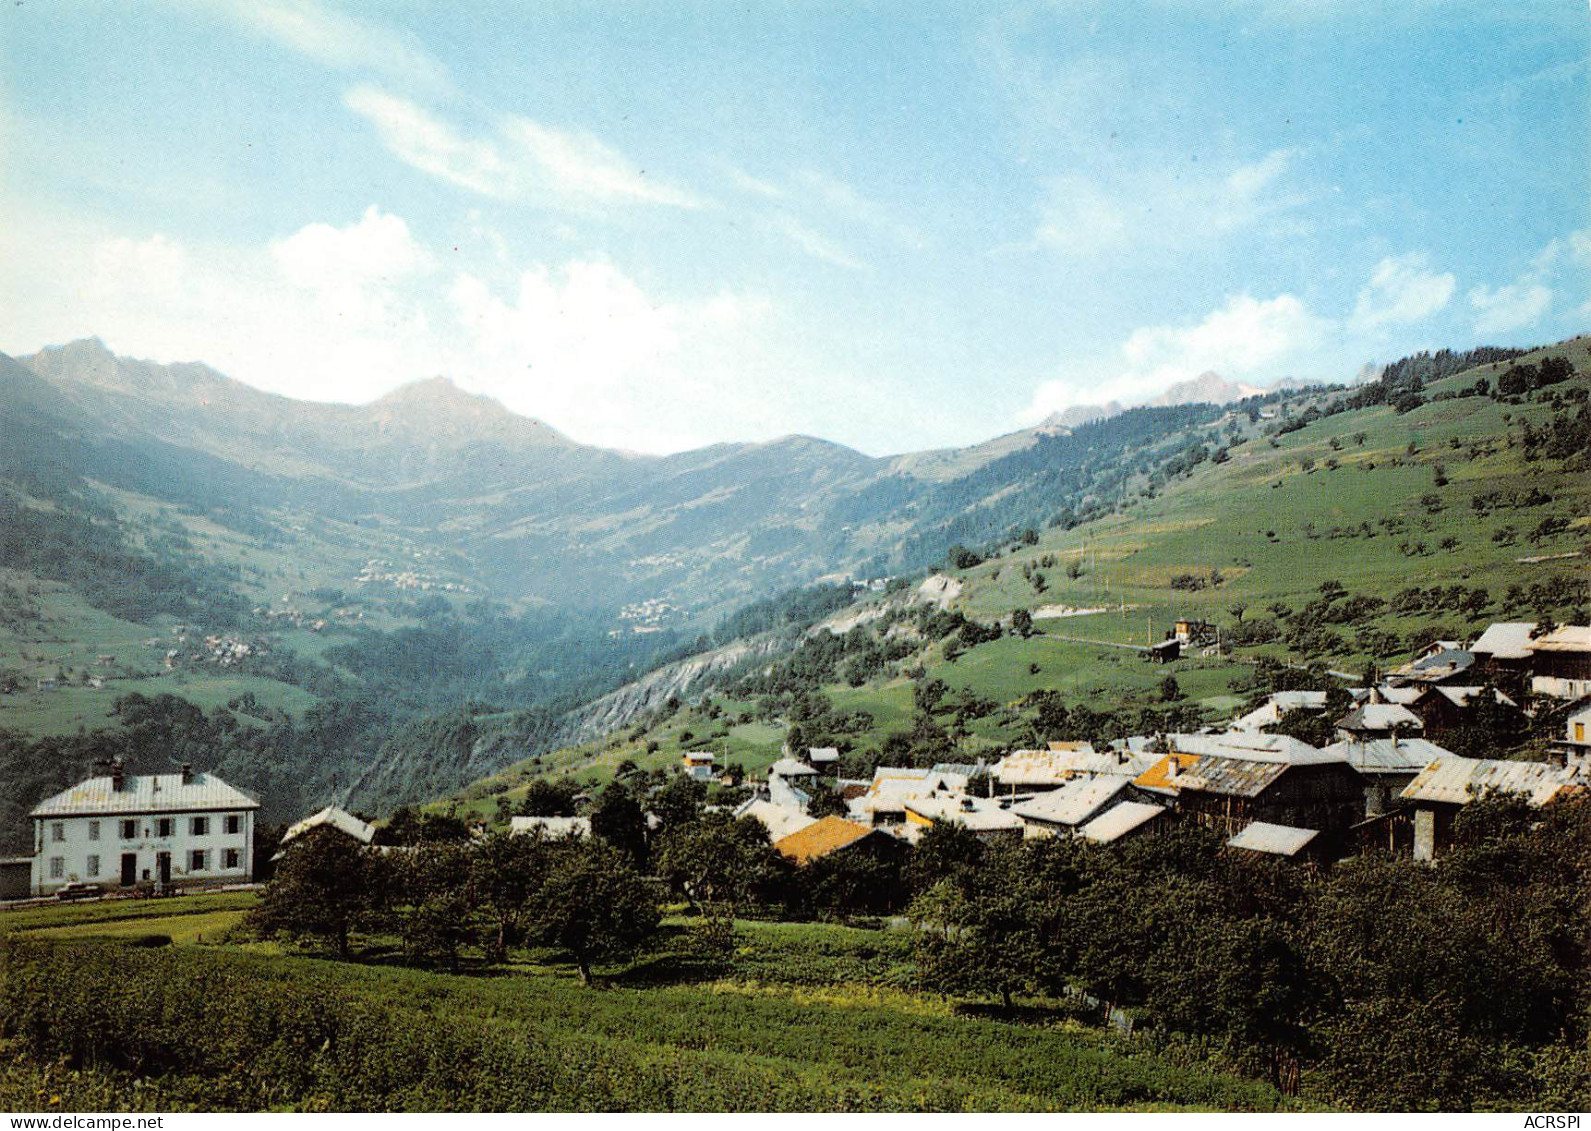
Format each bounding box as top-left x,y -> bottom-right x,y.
189,850 -> 208,872
190,816 -> 209,837
86,855 -> 100,877
120,819 -> 137,840
224,848 -> 240,869
156,817 -> 173,838
88,821 -> 101,841
49,857 -> 64,879
50,822 -> 64,842
225,814 -> 242,835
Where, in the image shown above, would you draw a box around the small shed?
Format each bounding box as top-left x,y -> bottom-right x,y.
1226,821 -> 1324,861
1077,800 -> 1166,844
0,856 -> 33,900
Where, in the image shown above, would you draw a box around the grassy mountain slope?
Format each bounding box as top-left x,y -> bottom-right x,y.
439,335 -> 1590,816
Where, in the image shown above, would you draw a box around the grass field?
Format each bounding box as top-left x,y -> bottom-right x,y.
0,894 -> 1300,1112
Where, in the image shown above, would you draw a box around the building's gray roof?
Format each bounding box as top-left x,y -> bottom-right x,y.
1013,775 -> 1133,827
1470,622 -> 1537,661
1167,732 -> 1340,765
1399,756 -> 1581,807
1323,737 -> 1457,775
1336,703 -> 1424,733
806,747 -> 840,763
31,772 -> 259,818
1425,686 -> 1518,710
1078,800 -> 1165,844
994,744 -> 1151,785
1389,648 -> 1475,682
904,796 -> 1023,832
770,757 -> 820,778
282,806 -> 374,846
1227,822 -> 1319,857
1526,625 -> 1591,655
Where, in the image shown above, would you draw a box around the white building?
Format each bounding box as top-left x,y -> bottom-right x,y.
29,762 -> 258,895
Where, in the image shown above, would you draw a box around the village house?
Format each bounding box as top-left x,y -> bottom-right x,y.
30,761 -> 258,895
1322,736 -> 1458,818
1012,775 -> 1137,838
1524,625 -> 1591,700
1468,622 -> 1538,678
1334,700 -> 1425,742
992,742 -> 1152,794
804,746 -> 840,772
901,796 -> 1023,843
1404,685 -> 1521,742
279,806 -> 375,853
681,751 -> 716,782
773,815 -> 901,866
768,757 -> 819,810
1553,703 -> 1590,772
847,766 -> 969,827
1398,755 -> 1585,862
1385,642 -> 1476,687
1134,733 -> 1365,840
1230,690 -> 1329,732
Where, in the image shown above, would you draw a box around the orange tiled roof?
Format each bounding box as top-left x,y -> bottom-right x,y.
1133,752 -> 1200,793
774,815 -> 877,865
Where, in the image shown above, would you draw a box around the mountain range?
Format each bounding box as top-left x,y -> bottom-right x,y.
7,339 -> 1292,624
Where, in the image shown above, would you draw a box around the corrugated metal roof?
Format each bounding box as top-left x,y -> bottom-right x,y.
774,816 -> 877,864
1173,755 -> 1290,798
283,806 -> 375,845
1078,801 -> 1165,843
1014,775 -> 1132,827
1389,648 -> 1475,682
1323,737 -> 1456,775
1227,821 -> 1319,857
31,772 -> 258,817
1167,732 -> 1338,765
1470,622 -> 1537,661
1400,756 -> 1580,807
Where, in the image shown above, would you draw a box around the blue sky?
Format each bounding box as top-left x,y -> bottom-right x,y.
2,1 -> 1586,454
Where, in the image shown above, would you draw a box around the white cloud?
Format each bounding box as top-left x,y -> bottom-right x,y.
1350,253 -> 1455,330
0,195 -> 798,453
1024,292 -> 1329,419
768,214 -> 865,271
271,205 -> 431,323
1468,281 -> 1552,336
343,86 -> 703,211
214,0 -> 450,92
446,261 -> 783,451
